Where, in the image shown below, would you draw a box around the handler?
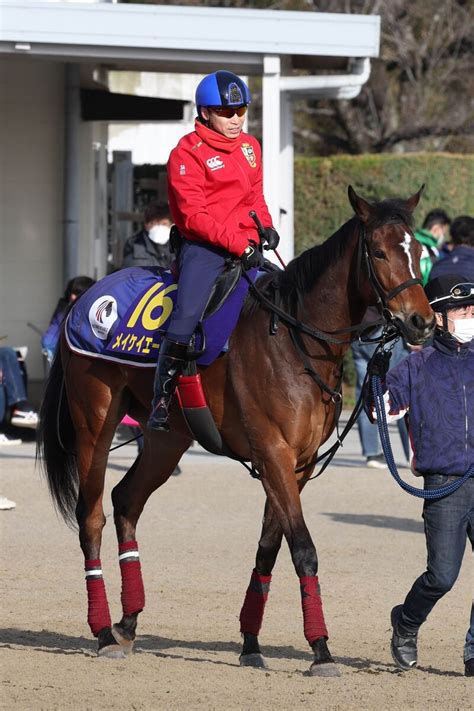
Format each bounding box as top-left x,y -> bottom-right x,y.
374,274 -> 474,676
148,70 -> 279,431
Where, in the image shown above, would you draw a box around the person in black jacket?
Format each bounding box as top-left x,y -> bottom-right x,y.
430,215 -> 474,282
120,202 -> 182,473
122,203 -> 173,269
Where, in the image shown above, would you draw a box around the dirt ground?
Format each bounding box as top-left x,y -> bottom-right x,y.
1,425 -> 472,710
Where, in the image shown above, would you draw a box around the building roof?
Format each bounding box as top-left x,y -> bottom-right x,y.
0,1 -> 380,74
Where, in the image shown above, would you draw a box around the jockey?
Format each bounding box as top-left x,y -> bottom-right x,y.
148,70 -> 279,431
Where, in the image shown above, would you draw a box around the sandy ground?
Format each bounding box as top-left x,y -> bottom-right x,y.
1,423 -> 472,710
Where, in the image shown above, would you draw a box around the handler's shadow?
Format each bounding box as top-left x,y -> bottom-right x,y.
0,628 -> 464,676
322,512 -> 424,534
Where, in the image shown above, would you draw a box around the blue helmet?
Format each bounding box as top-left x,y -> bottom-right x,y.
195,71 -> 251,112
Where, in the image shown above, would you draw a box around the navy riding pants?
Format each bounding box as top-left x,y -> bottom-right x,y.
166,240 -> 230,344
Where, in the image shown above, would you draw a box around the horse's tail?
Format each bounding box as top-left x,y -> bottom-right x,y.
36,346 -> 78,528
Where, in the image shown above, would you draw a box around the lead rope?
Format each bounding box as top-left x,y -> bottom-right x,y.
371,368 -> 474,499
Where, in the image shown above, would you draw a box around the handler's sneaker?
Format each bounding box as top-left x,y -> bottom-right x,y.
0,433 -> 22,446
465,658 -> 474,677
0,496 -> 16,510
366,454 -> 387,469
390,605 -> 418,670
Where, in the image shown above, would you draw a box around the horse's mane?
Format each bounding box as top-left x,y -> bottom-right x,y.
242,197 -> 414,316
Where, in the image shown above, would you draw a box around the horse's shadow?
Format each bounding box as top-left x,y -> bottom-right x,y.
0,628 -> 463,676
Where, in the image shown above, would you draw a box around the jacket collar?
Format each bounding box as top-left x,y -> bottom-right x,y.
433,330 -> 474,356
194,120 -> 245,154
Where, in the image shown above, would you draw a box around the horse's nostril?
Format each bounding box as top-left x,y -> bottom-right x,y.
410,313 -> 426,331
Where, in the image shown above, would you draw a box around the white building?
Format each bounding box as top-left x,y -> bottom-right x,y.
0,0 -> 380,388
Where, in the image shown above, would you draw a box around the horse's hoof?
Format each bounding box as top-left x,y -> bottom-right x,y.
97,644 -> 128,659
307,661 -> 341,677
239,653 -> 269,669
111,624 -> 135,656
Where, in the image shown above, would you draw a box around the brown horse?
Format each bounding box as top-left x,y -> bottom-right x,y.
38,187 -> 434,676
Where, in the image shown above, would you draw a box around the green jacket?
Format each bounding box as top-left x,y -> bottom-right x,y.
414,228 -> 440,285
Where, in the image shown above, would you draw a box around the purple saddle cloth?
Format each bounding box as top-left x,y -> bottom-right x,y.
65,266 -> 255,367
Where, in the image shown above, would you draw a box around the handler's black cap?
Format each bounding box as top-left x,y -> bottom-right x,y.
425,273 -> 474,312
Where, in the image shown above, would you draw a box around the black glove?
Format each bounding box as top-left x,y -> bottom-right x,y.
371,350 -> 392,378
241,242 -> 265,270
263,227 -> 280,251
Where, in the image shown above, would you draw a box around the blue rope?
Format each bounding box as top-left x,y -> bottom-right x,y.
371,374 -> 474,499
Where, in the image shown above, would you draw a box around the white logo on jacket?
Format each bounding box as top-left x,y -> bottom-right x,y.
206,156 -> 224,171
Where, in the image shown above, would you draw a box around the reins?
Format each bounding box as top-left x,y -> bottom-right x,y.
242,219 -> 421,480
371,368 -> 474,498
54,219 -> 423,480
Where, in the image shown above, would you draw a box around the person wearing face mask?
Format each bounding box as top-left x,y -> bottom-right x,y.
122,203 -> 173,270
372,273 -> 474,676
147,70 -> 279,432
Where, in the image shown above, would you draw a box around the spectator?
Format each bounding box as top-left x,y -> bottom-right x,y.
122,203 -> 174,269
120,205 -> 176,462
42,276 -> 96,364
0,346 -> 39,445
430,215 -> 474,282
414,209 -> 451,285
351,308 -> 410,468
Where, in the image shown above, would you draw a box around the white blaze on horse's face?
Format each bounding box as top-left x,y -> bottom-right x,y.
400,231 -> 416,279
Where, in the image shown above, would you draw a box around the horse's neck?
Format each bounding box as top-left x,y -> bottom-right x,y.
300,222 -> 369,336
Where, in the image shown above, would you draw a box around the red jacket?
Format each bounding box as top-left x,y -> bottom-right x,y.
167,120 -> 273,257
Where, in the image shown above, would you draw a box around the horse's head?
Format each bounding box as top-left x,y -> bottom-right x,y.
348,185 -> 435,345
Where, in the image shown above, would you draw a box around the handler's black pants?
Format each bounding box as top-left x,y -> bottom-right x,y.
398,474 -> 474,662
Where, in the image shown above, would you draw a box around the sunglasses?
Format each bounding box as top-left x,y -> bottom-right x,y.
208,105 -> 248,119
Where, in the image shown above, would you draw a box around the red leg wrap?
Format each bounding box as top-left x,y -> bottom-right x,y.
239,569 -> 272,636
85,559 -> 111,637
119,541 -> 145,615
300,576 -> 328,644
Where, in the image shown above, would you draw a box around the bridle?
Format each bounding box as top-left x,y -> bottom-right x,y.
241,217 -> 425,480
245,217 -> 423,346
356,219 -> 423,325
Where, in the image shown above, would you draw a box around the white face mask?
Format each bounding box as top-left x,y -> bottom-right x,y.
448,317 -> 474,343
148,225 -> 170,245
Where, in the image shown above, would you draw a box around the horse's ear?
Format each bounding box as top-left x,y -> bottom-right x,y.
404,184 -> 425,214
347,185 -> 374,224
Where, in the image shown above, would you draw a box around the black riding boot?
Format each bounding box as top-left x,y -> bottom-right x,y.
148,338 -> 188,432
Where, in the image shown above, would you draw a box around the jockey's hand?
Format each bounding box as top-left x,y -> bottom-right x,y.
241,242 -> 265,270
263,227 -> 280,251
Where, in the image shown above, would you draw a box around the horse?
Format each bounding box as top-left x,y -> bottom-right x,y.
38,186 -> 434,676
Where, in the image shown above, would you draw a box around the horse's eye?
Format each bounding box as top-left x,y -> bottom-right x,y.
373,249 -> 386,259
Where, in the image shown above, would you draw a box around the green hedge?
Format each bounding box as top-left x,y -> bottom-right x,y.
294,153 -> 474,253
